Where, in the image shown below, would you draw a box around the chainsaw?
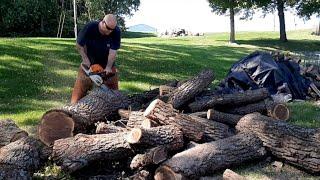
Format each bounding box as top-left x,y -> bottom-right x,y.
81,64 -> 115,91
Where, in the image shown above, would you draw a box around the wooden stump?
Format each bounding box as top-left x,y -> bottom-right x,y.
52,132 -> 134,173
130,146 -> 167,170
154,133 -> 266,179
207,109 -> 243,126
189,88 -> 269,112
0,119 -> 28,147
236,113 -> 320,173
168,69 -> 214,109
38,88 -> 129,146
96,122 -> 127,134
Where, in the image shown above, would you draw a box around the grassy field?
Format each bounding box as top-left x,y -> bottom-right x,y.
0,30 -> 320,178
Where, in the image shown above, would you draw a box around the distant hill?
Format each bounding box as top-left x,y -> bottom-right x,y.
128,24 -> 157,33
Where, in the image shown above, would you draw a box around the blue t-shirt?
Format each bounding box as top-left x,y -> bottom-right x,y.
77,21 -> 121,68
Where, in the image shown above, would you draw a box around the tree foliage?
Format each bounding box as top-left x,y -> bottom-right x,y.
295,0 -> 320,18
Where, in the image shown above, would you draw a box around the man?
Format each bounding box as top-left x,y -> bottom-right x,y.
71,14 -> 121,104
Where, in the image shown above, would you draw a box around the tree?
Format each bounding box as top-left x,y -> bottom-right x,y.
295,0 -> 320,36
207,0 -> 253,43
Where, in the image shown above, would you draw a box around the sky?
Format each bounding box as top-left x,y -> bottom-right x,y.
125,0 -> 319,33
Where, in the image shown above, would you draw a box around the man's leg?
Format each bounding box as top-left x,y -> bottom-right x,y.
71,66 -> 93,104
104,66 -> 119,90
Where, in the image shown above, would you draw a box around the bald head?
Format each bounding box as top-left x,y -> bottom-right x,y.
103,14 -> 117,29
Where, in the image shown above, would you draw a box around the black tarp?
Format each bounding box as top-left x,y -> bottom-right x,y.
218,51 -> 311,99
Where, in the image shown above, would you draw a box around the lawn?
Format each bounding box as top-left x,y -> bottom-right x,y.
0,30 -> 320,178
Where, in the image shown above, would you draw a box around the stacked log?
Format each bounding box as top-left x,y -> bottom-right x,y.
0,119 -> 28,147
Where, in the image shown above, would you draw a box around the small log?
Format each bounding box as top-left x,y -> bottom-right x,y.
127,111 -> 148,128
96,122 -> 127,134
169,69 -> 214,109
130,146 -> 167,170
236,113 -> 320,173
188,111 -> 207,118
38,88 -> 129,146
223,169 -> 246,180
130,169 -> 152,180
118,109 -> 131,119
52,132 -> 134,173
0,137 -> 43,179
125,125 -> 184,151
159,85 -> 176,96
141,118 -> 160,128
154,133 -> 266,179
144,99 -> 205,142
0,119 -> 28,147
207,109 -> 243,126
189,88 -> 269,112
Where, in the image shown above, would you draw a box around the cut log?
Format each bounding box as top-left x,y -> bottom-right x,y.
130,169 -> 152,180
52,132 -> 134,173
223,169 -> 246,180
168,69 -> 214,109
144,99 -> 205,142
0,137 -> 43,179
141,118 -> 160,128
207,109 -> 243,126
236,113 -> 320,173
154,133 -> 266,179
38,88 -> 129,146
118,109 -> 131,119
0,119 -> 28,147
127,111 -> 148,128
125,125 -> 184,151
189,88 -> 269,112
159,85 -> 176,96
96,122 -> 127,134
188,111 -> 207,118
130,146 -> 167,170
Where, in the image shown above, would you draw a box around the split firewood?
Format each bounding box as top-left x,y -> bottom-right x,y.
236,113 -> 320,173
207,109 -> 243,126
130,146 -> 167,170
125,125 -> 184,151
0,119 -> 28,147
168,69 -> 214,109
118,109 -> 131,119
0,137 -> 43,179
223,169 -> 246,180
96,122 -> 127,134
38,88 -> 129,146
154,133 -> 266,179
144,99 -> 205,142
189,88 -> 269,112
52,132 -> 134,173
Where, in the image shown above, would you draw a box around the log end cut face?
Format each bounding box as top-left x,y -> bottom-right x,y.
155,165 -> 184,180
38,111 -> 75,146
272,103 -> 290,121
126,128 -> 142,144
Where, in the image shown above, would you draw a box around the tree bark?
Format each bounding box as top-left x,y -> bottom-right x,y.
118,109 -> 131,119
154,133 -> 266,179
96,122 -> 127,134
0,137 -> 43,179
130,170 -> 152,180
127,111 -> 148,128
207,109 -> 243,126
277,0 -> 288,42
189,88 -> 269,112
130,146 -> 167,170
223,169 -> 246,180
38,88 -> 129,146
52,132 -> 134,173
144,99 -> 205,142
168,69 -> 214,109
236,113 -> 320,173
0,119 -> 28,147
229,0 -> 236,43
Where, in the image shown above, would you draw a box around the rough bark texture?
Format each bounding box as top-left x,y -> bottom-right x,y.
96,122 -> 127,134
155,133 -> 266,179
130,170 -> 152,180
236,113 -> 320,173
144,99 -> 205,141
168,69 -> 214,109
223,169 -> 246,180
0,137 -> 43,179
189,111 -> 207,118
127,111 -> 148,128
159,85 -> 176,96
207,109 -> 243,126
52,132 -> 134,173
125,125 -> 184,151
189,88 -> 269,112
118,109 -> 131,119
0,119 -> 28,147
130,146 -> 167,170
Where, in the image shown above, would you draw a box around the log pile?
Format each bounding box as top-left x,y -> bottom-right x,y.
2,69 -> 320,179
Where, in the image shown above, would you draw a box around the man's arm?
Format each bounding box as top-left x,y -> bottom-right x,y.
76,43 -> 90,67
105,49 -> 117,74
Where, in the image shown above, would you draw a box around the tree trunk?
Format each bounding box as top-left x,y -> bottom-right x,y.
236,113 -> 320,173
0,119 -> 28,147
229,0 -> 236,43
38,88 -> 129,146
223,169 -> 246,180
144,99 -> 205,142
154,133 -> 266,179
0,137 -> 43,179
316,21 -> 320,36
189,88 -> 269,112
96,122 -> 127,134
277,0 -> 288,42
130,146 -> 167,170
52,132 -> 134,173
207,109 -> 243,126
168,69 -> 214,109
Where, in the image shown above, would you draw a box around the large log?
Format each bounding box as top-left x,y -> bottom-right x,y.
0,119 -> 28,147
38,88 -> 129,146
236,113 -> 320,173
223,169 -> 246,180
0,137 -> 43,179
130,146 -> 167,170
144,99 -> 205,142
189,88 -> 269,112
52,132 -> 134,173
168,69 -> 214,109
207,109 -> 243,126
154,133 -> 266,179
